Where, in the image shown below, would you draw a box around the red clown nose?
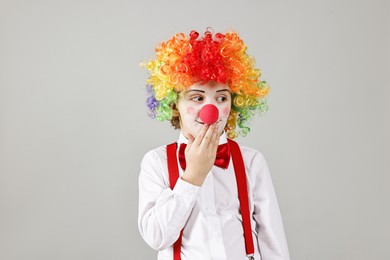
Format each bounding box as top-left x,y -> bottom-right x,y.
199,104 -> 219,124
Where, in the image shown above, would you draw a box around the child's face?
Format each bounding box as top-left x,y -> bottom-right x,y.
177,81 -> 231,138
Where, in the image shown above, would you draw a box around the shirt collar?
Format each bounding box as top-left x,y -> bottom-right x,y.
178,131 -> 228,145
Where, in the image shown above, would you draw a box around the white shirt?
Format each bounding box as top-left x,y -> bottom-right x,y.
138,132 -> 290,260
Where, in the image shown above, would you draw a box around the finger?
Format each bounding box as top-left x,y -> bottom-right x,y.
213,123 -> 219,143
200,124 -> 216,149
193,124 -> 209,147
210,124 -> 219,151
205,125 -> 219,159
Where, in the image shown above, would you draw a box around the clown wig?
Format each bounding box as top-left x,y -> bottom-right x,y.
142,29 -> 270,139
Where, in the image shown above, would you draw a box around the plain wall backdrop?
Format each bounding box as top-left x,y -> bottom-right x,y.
0,0 -> 389,259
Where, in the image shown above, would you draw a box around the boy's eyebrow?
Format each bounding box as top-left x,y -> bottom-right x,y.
184,88 -> 230,94
216,89 -> 231,93
186,89 -> 205,93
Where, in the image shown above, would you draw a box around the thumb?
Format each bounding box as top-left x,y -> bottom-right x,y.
187,133 -> 195,146
185,134 -> 195,156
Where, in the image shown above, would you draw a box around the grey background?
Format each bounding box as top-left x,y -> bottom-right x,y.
0,0 -> 389,259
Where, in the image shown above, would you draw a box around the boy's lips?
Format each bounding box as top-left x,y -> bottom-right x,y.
196,119 -> 221,125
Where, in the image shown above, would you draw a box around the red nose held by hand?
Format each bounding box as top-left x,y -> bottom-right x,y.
199,104 -> 219,124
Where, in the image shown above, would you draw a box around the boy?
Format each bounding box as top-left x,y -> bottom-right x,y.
138,29 -> 290,260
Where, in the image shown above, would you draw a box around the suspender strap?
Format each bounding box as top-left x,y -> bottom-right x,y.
167,143 -> 179,189
166,140 -> 255,259
166,143 -> 183,260
228,139 -> 255,257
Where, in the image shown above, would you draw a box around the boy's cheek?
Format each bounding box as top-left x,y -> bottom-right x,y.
222,107 -> 231,117
186,106 -> 196,115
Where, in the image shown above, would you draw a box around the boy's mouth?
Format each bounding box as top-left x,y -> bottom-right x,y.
196,120 -> 221,125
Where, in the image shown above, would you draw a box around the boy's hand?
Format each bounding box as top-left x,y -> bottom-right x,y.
181,123 -> 219,186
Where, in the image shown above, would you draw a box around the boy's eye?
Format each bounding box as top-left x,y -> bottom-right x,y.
191,96 -> 204,102
217,96 -> 228,102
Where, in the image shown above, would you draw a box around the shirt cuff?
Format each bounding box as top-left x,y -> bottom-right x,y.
172,177 -> 200,204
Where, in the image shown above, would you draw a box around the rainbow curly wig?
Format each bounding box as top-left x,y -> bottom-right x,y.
142,29 -> 270,139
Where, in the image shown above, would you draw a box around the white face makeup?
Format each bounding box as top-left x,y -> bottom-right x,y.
177,81 -> 231,138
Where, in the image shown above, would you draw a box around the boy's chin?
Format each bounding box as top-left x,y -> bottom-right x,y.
181,127 -> 199,139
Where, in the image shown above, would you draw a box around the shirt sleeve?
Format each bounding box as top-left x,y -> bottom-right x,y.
251,152 -> 290,260
138,149 -> 200,251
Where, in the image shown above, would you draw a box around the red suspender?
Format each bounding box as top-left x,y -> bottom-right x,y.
166,143 -> 183,260
167,143 -> 179,189
166,140 -> 255,260
228,139 -> 255,257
